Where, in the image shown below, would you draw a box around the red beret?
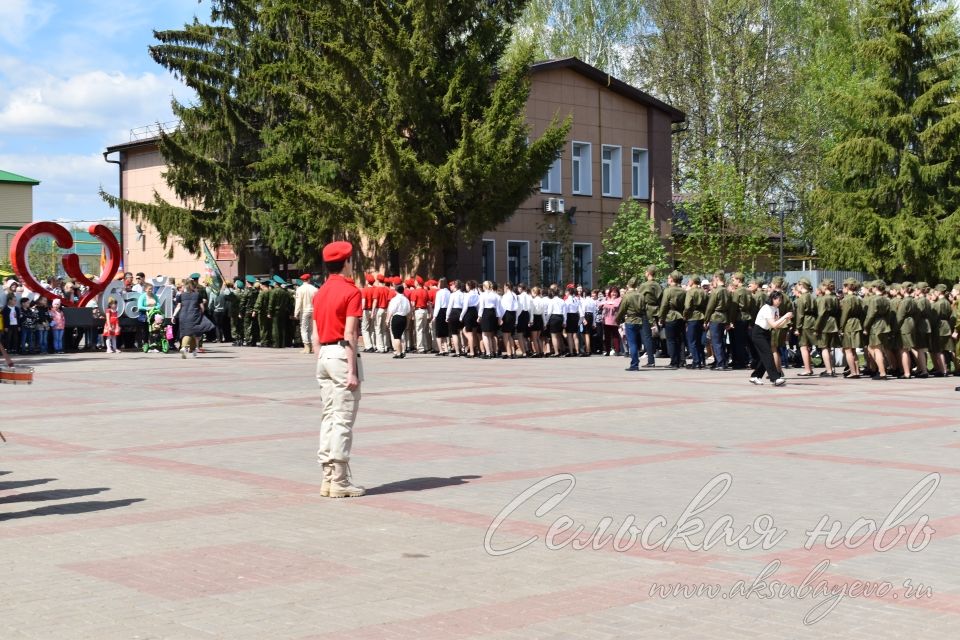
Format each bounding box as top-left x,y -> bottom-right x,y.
375,273 -> 384,282
415,275 -> 423,284
566,283 -> 575,289
404,278 -> 415,287
365,273 -> 375,284
393,276 -> 402,285
300,273 -> 311,282
322,241 -> 352,263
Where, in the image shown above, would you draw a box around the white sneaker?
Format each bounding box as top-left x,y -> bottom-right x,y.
608,350 -> 615,356
180,348 -> 187,359
749,377 -> 764,385
191,350 -> 198,358
773,378 -> 786,387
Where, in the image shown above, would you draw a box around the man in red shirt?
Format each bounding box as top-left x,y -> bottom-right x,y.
410,278 -> 430,353
360,274 -> 376,352
312,241 -> 365,498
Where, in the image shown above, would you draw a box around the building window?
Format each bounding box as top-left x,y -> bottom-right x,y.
601,145 -> 622,197
571,142 -> 592,195
481,239 -> 495,282
541,242 -> 561,286
540,154 -> 562,194
507,241 -> 529,285
573,243 -> 593,289
632,148 -> 649,199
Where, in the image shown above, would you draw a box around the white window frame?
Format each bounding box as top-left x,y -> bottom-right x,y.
632,148 -> 649,200
571,141 -> 592,196
573,242 -> 593,289
540,241 -> 562,286
481,239 -> 496,282
540,154 -> 562,194
601,145 -> 622,198
507,240 -> 530,285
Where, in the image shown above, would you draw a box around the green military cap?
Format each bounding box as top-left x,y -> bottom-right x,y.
245,275 -> 256,284
842,277 -> 858,287
821,278 -> 834,287
750,277 -> 763,286
901,281 -> 913,289
293,278 -> 303,286
731,271 -> 745,281
916,281 -> 929,290
260,279 -> 272,286
874,280 -> 887,291
889,282 -> 901,291
935,283 -> 948,292
669,270 -> 683,282
771,276 -> 786,287
190,272 -> 200,280
689,275 -> 702,285
713,270 -> 725,281
644,265 -> 657,275
272,274 -> 286,285
798,277 -> 812,287
626,277 -> 637,287
234,279 -> 244,289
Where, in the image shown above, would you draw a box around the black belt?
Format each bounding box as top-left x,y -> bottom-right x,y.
319,340 -> 350,347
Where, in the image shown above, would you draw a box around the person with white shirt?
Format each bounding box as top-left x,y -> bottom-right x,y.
515,283 -> 533,357
446,280 -> 466,357
580,290 -> 598,356
433,278 -> 452,356
528,286 -> 545,357
461,280 -> 481,358
500,282 -> 520,359
386,284 -> 412,358
750,291 -> 793,386
545,288 -> 566,357
563,286 -> 582,357
478,281 -> 504,359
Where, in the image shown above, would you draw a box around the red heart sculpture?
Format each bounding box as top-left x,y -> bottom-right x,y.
9,222 -> 121,307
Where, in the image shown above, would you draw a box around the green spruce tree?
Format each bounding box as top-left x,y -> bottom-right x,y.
597,201 -> 669,285
812,0 -> 960,280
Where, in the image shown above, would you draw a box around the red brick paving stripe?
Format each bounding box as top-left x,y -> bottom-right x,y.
62,542 -> 352,600
0,494 -> 316,539
486,419 -> 713,450
0,433 -> 97,453
107,453 -> 322,494
744,448 -> 960,476
492,399 -> 707,424
738,419 -> 951,450
0,397 -> 266,423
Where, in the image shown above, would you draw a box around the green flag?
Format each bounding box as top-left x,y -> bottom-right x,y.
202,240 -> 224,289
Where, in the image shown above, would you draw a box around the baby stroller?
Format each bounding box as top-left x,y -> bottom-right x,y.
142,308 -> 171,354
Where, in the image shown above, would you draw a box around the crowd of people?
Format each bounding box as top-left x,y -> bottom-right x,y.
350,269 -> 960,384
3,267 -> 959,385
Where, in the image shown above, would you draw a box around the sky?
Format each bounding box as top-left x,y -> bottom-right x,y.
0,0 -> 207,223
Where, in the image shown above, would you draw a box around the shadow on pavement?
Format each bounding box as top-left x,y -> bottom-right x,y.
367,475 -> 481,495
0,478 -> 57,491
0,488 -> 110,505
0,498 -> 145,522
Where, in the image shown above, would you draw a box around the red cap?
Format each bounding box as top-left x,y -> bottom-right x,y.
365,273 -> 375,284
300,273 -> 311,282
375,274 -> 385,282
415,275 -> 423,285
322,241 -> 352,262
393,276 -> 402,285
404,278 -> 415,287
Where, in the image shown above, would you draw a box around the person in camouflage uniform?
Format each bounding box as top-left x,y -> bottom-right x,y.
253,280 -> 273,347
230,279 -> 244,346
242,277 -> 260,346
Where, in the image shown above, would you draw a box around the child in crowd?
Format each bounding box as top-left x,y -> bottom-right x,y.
103,297 -> 121,354
50,299 -> 66,354
35,297 -> 51,354
19,298 -> 37,354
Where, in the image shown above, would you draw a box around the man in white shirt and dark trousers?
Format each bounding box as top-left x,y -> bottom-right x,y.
500,283 -> 520,359
386,284 -> 412,358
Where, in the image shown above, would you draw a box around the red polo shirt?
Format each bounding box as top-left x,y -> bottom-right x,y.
410,288 -> 428,309
313,274 -> 362,343
373,286 -> 390,309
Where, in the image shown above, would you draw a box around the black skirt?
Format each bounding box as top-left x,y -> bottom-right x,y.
583,312 -> 594,330
531,314 -> 544,332
390,315 -> 408,340
434,314 -> 450,338
501,310 -> 517,334
547,314 -> 564,334
565,312 -> 580,334
463,307 -> 479,331
516,310 -> 530,336
480,307 -> 499,333
447,309 -> 463,334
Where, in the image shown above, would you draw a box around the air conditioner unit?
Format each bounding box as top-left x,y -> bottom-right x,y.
543,198 -> 566,214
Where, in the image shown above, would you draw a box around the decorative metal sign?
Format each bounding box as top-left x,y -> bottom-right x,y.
9,221 -> 121,307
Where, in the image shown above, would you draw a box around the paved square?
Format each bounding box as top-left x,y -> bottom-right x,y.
1,347 -> 958,639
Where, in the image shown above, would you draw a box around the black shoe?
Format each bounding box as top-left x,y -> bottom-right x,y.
641,363 -> 656,368
625,367 -> 639,371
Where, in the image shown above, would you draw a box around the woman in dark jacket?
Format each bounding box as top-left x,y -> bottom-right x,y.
173,279 -> 216,358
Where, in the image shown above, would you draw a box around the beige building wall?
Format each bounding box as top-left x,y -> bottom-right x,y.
482,66 -> 674,288
119,146 -> 238,280
0,183 -> 34,262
